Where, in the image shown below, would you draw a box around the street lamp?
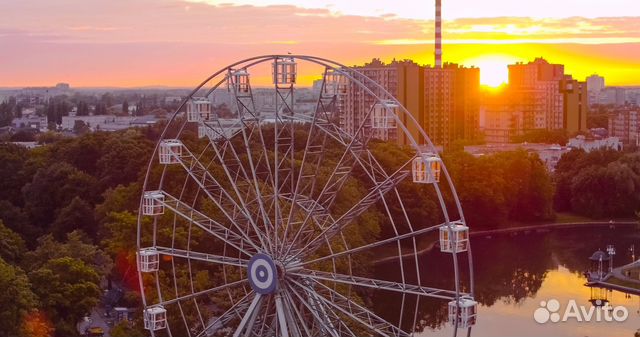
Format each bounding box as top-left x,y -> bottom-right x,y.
607,245 -> 616,273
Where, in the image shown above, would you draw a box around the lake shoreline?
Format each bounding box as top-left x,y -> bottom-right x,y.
373,221 -> 638,264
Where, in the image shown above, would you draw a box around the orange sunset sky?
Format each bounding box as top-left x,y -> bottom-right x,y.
1,0 -> 639,88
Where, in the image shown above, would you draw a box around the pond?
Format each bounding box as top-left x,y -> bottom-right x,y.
373,225 -> 640,337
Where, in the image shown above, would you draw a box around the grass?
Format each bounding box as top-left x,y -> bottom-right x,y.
554,212 -> 638,224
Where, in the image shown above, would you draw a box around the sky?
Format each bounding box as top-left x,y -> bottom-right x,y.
0,0 -> 639,87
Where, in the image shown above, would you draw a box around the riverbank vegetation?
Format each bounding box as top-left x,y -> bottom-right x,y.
0,124 -> 637,336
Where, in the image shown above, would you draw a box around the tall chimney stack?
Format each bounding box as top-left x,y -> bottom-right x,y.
435,0 -> 442,68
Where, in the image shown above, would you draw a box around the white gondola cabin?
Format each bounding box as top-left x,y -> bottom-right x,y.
412,154 -> 441,184
230,69 -> 251,95
371,100 -> 398,129
448,296 -> 477,329
143,306 -> 167,331
273,57 -> 297,86
324,70 -> 348,96
138,248 -> 160,273
142,190 -> 164,216
439,221 -> 469,253
186,98 -> 212,122
158,139 -> 183,164
198,124 -> 216,139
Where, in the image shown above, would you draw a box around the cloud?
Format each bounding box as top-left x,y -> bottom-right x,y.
0,0 -> 639,86
1,1 -> 638,45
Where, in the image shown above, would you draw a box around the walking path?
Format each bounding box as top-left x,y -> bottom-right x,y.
586,259 -> 640,296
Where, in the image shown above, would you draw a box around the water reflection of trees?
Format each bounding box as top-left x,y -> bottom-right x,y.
372,227 -> 639,332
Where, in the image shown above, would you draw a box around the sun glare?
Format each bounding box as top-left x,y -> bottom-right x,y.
465,55 -> 519,87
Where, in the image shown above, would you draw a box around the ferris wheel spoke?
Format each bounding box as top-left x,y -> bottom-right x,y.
286,283 -> 341,337
292,268 -> 464,301
288,281 -> 358,337
279,287 -> 310,337
237,121 -> 279,253
206,135 -> 275,252
274,293 -> 291,337
280,69 -> 341,257
232,293 -> 264,337
292,166 -> 411,260
282,103 -> 378,259
195,291 -> 254,337
155,278 -> 248,307
154,191 -> 258,255
290,278 -> 409,337
293,222 -> 443,268
168,140 -> 271,251
272,86 -> 297,255
154,246 -> 249,267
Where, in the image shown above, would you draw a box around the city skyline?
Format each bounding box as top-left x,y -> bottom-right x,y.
1,0 -> 639,87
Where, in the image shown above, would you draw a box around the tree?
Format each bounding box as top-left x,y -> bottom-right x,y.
72,120 -> 90,135
28,257 -> 101,336
22,162 -> 98,230
554,150 -> 640,218
0,200 -> 38,243
110,321 -> 145,337
122,100 -> 129,114
22,232 -> 112,279
95,183 -> 141,223
512,129 -> 568,145
0,143 -> 30,204
96,130 -> 152,188
51,197 -> 96,240
0,220 -> 27,264
0,257 -> 38,337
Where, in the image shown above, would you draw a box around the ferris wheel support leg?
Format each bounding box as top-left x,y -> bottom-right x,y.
281,285 -> 313,337
233,293 -> 263,337
275,293 -> 291,337
286,283 -> 340,337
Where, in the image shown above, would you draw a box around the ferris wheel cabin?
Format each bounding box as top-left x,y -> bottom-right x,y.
448,296 -> 478,329
143,305 -> 167,331
272,57 -> 297,86
142,190 -> 164,216
186,97 -> 213,123
371,100 -> 398,129
324,69 -> 348,96
412,154 -> 441,184
158,139 -> 184,165
137,248 -> 160,273
439,221 -> 469,253
229,69 -> 251,95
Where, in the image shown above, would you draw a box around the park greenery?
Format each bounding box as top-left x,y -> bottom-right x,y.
0,122 -> 637,336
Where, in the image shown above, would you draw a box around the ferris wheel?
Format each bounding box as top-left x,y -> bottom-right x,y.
137,55 -> 476,337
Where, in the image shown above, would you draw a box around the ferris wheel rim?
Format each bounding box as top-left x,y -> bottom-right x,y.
136,55 -> 475,337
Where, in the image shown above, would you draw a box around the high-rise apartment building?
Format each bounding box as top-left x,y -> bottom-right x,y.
340,59 -> 424,144
339,59 -> 480,148
586,74 -> 605,104
508,58 -> 564,131
560,75 -> 588,134
480,89 -> 524,144
424,64 -> 480,148
507,58 -> 587,133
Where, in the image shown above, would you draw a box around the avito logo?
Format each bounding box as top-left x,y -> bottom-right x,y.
534,299 -> 628,324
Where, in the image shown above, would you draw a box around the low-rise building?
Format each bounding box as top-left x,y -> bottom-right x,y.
608,109 -> 639,146
567,135 -> 623,152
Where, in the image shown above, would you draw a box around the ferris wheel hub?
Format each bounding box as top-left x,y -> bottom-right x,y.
248,253 -> 279,295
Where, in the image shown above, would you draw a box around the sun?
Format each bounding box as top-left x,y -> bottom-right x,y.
464,55 -> 520,87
